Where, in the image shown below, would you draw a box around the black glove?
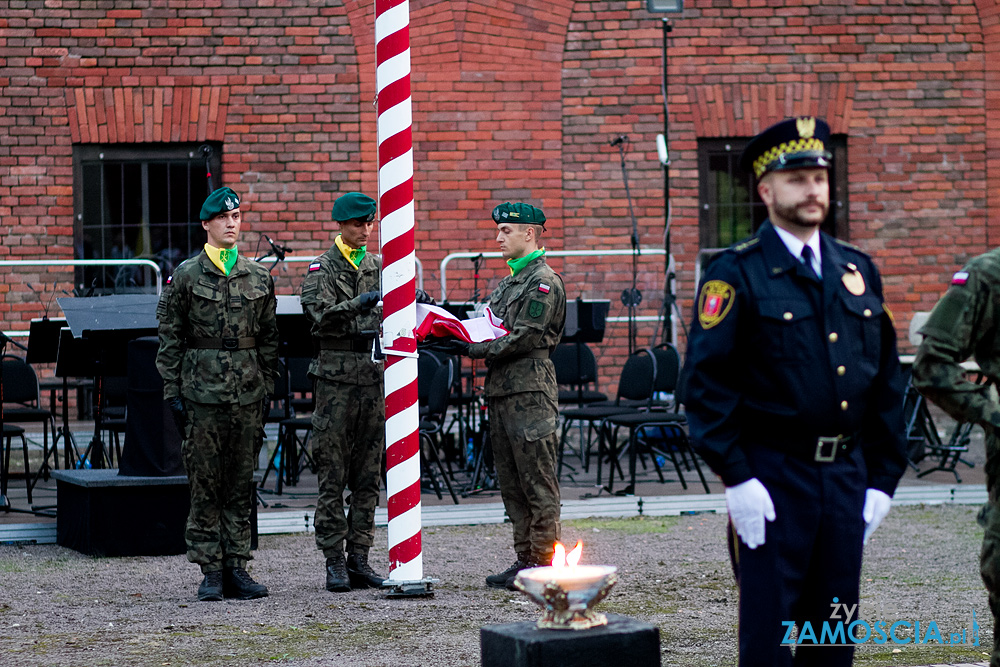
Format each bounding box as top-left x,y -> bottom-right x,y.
168,397 -> 186,433
261,394 -> 271,425
428,338 -> 470,356
358,290 -> 381,311
415,288 -> 436,305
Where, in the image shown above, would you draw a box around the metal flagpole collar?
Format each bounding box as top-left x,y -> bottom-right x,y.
383,577 -> 439,599
381,328 -> 419,358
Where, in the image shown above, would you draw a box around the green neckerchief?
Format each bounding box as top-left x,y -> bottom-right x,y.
204,243 -> 238,275
335,234 -> 367,270
507,248 -> 545,276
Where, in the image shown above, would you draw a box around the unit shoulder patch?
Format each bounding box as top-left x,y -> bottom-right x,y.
527,299 -> 546,320
698,280 -> 736,329
952,271 -> 969,286
308,261 -> 322,272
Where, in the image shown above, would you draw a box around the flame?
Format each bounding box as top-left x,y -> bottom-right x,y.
551,540 -> 583,567
552,542 -> 566,567
566,540 -> 583,567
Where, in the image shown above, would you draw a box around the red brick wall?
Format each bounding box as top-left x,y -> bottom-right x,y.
0,0 -> 995,392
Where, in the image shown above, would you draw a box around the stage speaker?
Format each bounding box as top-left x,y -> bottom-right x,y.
118,336 -> 185,477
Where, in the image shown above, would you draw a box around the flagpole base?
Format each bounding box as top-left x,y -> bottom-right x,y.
383,577 -> 438,599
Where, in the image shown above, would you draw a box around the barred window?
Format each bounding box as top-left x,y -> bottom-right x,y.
72,144 -> 220,294
697,136 -> 848,254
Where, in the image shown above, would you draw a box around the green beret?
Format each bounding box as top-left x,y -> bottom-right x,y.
332,192 -> 377,222
199,187 -> 241,221
491,202 -> 546,226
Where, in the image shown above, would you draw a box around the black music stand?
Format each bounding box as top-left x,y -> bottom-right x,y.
57,295 -> 159,469
54,328 -> 92,468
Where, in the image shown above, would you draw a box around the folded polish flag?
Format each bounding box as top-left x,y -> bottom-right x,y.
415,303 -> 508,343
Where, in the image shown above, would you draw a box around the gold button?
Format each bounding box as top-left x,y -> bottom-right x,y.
837,366 -> 846,376
863,308 -> 872,317
841,401 -> 849,411
828,332 -> 839,343
783,312 -> 793,321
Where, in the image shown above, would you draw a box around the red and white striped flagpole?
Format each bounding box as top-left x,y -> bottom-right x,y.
375,0 -> 427,593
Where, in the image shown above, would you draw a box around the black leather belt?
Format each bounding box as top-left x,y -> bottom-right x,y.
187,336 -> 257,350
769,433 -> 859,463
527,349 -> 550,359
319,339 -> 372,352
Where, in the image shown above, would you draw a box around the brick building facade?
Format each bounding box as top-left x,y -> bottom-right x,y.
0,0 -> 995,389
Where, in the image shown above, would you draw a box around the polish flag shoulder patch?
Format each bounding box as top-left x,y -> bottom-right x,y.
308,262 -> 322,272
537,283 -> 550,294
952,271 -> 969,286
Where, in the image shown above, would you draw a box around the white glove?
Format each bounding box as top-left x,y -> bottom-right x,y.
862,488 -> 892,544
725,478 -> 776,549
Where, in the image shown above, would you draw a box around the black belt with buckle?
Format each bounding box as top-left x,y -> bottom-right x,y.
319,338 -> 373,353
187,336 -> 257,350
764,432 -> 859,463
813,434 -> 854,463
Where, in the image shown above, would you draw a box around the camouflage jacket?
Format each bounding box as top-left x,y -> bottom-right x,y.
155,251 -> 279,405
468,255 -> 566,398
912,247 -> 1000,428
300,246 -> 383,386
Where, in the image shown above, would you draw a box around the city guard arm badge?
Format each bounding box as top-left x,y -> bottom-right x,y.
698,280 -> 735,330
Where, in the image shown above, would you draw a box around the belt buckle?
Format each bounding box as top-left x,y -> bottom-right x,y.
814,436 -> 841,463
222,337 -> 239,351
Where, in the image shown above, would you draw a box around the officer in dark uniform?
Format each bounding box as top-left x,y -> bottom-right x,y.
683,117 -> 908,666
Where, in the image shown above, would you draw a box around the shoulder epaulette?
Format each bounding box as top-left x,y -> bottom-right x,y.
834,238 -> 866,254
732,237 -> 760,254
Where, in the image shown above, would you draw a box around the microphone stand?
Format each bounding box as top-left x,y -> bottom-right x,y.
613,138 -> 641,355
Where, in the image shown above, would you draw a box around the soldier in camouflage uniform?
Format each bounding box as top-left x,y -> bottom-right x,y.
912,252 -> 1000,667
300,192 -> 386,592
444,202 -> 566,590
156,187 -> 278,602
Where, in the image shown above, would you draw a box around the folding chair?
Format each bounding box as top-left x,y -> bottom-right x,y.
2,355 -> 57,487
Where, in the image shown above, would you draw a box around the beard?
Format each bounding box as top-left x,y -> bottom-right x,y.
772,198 -> 829,229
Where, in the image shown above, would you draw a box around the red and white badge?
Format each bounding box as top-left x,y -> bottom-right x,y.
952,271 -> 969,286
308,262 -> 322,272
537,283 -> 550,294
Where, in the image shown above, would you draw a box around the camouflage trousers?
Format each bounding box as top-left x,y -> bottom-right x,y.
982,426 -> 1000,667
312,379 -> 384,558
488,391 -> 561,562
181,400 -> 263,573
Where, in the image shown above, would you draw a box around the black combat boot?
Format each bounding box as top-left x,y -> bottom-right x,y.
486,552 -> 532,589
346,549 -> 386,589
326,552 -> 351,592
222,566 -> 269,600
504,553 -> 548,591
197,570 -> 224,602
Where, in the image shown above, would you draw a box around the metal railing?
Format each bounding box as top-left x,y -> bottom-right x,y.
439,249 -> 668,324
257,256 -> 424,290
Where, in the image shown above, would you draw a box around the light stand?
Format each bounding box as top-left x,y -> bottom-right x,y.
647,1 -> 683,345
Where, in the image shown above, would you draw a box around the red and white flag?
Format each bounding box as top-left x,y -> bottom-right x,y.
415,303 -> 508,343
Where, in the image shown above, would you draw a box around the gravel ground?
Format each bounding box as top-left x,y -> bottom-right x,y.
0,504 -> 993,667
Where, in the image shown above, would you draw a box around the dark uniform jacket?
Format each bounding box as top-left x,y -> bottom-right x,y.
468,255 -> 566,399
683,221 -> 907,494
912,247 -> 1000,428
300,246 -> 382,386
156,250 -> 279,406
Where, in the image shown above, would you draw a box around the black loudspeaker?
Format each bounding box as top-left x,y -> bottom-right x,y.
118,336 -> 185,477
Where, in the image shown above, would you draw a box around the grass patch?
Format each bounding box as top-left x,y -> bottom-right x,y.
565,515 -> 680,534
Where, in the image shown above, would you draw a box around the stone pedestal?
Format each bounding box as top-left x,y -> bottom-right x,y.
480,613 -> 660,667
